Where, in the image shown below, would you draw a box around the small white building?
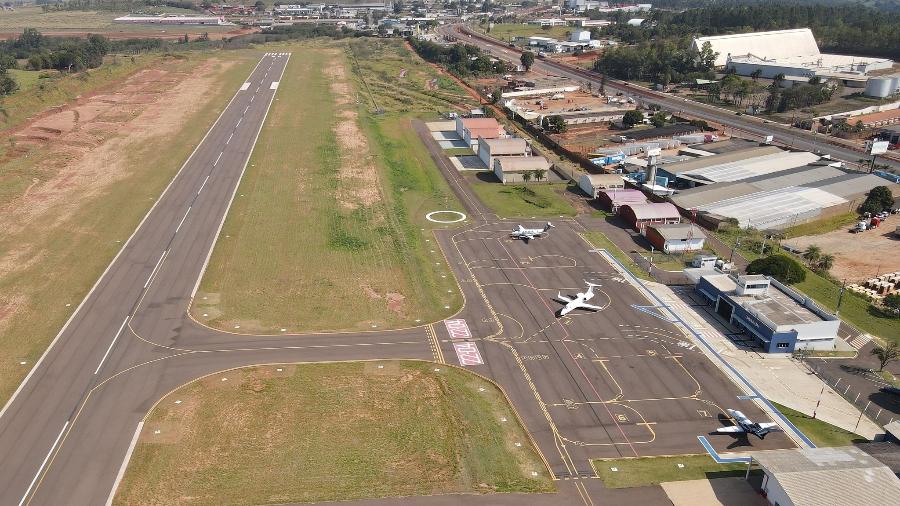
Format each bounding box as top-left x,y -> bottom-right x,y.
578,173 -> 625,198
753,446 -> 900,506
644,223 -> 706,253
454,117 -> 503,149
478,137 -> 530,168
494,156 -> 552,184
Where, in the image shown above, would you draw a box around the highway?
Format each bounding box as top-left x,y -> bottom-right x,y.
444,24 -> 900,171
0,51 -> 798,506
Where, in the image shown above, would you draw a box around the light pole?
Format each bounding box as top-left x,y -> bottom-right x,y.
836,279 -> 846,317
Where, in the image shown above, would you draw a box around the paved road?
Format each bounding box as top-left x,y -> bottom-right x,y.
0,52 -> 796,506
443,24 -> 900,171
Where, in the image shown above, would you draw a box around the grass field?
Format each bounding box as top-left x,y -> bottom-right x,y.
482,23 -> 573,43
467,176 -> 577,218
114,361 -> 553,504
771,401 -> 867,447
782,212 -> 859,239
592,455 -> 752,488
6,69 -> 43,93
581,231 -> 653,281
194,40 -> 475,333
0,52 -> 257,405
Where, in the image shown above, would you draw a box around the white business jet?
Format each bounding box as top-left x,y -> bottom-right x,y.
715,409 -> 781,440
554,281 -> 602,317
511,222 -> 554,241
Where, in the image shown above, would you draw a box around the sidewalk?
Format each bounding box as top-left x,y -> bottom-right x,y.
650,283 -> 883,441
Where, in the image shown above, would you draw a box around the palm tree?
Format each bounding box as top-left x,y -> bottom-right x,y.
521,171 -> 532,186
818,253 -> 835,272
802,245 -> 822,266
533,169 -> 546,183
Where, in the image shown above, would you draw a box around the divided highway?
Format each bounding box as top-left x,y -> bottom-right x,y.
446,24 -> 899,171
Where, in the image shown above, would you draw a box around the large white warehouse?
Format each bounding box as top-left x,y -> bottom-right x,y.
692,28 -> 893,79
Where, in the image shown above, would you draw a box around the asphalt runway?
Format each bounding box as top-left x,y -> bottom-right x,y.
0,53 -> 794,506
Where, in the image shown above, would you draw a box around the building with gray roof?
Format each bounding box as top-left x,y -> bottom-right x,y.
753,446 -> 900,506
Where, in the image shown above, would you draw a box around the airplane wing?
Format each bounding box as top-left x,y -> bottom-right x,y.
576,302 -> 602,311
523,233 -> 535,240
715,426 -> 746,434
758,422 -> 779,430
554,294 -> 573,303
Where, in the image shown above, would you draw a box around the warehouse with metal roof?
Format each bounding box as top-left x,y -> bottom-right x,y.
619,202 -> 681,232
493,156 -> 552,184
596,188 -> 647,212
678,150 -> 821,185
656,145 -> 783,186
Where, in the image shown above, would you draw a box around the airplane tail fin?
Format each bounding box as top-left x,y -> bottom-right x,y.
544,222 -> 555,231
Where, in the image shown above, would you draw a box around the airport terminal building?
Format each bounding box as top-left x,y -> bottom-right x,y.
690,272 -> 840,353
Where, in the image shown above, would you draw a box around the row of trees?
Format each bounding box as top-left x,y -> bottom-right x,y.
38,0 -> 201,12
1,28 -> 110,72
408,38 -> 510,76
592,37 -> 717,84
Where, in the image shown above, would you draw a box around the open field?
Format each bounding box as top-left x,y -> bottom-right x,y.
592,455 -> 752,489
0,51 -> 257,405
114,361 -> 553,504
483,23 -> 573,43
787,222 -> 900,283
0,7 -> 234,35
782,211 -> 860,239
771,402 -> 867,447
194,40 -> 474,333
6,69 -> 43,94
466,175 -> 577,218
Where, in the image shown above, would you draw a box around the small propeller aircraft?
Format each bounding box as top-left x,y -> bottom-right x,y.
511,222 -> 554,241
715,409 -> 781,440
554,281 -> 602,317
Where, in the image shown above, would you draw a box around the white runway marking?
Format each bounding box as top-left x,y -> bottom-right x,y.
19,421 -> 69,506
197,175 -> 209,195
214,151 -> 223,166
94,317 -> 130,375
144,250 -> 168,289
244,105 -> 249,115
105,421 -> 143,506
235,118 -> 242,128
269,81 -> 279,90
174,206 -> 191,234
226,133 -> 233,144
240,82 -> 250,91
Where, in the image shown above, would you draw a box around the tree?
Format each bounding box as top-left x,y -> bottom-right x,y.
871,342 -> 900,372
533,169 -> 546,183
817,253 -> 835,272
521,171 -> 532,185
746,255 -> 806,284
750,69 -> 762,81
490,89 -> 502,104
884,293 -> 900,312
772,73 -> 786,84
542,114 -> 567,133
254,0 -> 265,11
802,245 -> 822,266
859,186 -> 894,214
520,51 -> 535,71
650,111 -> 668,128
0,72 -> 17,96
622,109 -> 644,128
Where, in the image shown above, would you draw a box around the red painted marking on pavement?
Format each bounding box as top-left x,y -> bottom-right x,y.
453,342 -> 484,366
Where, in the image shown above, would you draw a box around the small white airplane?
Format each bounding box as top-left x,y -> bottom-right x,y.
511,222 -> 554,241
715,409 -> 781,440
554,282 -> 602,317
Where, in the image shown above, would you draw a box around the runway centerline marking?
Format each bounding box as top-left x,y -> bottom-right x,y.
235,118 -> 242,129
226,133 -> 233,144
213,151 -> 223,167
94,317 -> 130,375
197,175 -> 209,195
19,421 -> 69,506
174,206 -> 191,234
143,250 -> 168,289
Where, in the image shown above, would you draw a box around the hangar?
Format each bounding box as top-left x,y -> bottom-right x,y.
596,188 -> 647,212
693,28 -> 893,79
619,202 -> 680,232
493,156 -> 552,184
644,223 -> 706,253
578,173 -> 625,198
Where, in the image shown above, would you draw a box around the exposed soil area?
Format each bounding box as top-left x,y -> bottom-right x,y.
0,56 -> 236,330
789,223 -> 900,282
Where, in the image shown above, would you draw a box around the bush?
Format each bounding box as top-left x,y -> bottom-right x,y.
746,255 -> 806,284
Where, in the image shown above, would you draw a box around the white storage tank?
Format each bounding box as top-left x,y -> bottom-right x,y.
865,76 -> 900,98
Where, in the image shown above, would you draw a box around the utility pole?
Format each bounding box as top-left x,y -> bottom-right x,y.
729,237 -> 741,264
836,279 -> 846,317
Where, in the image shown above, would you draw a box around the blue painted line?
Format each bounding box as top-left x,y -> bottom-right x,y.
737,395 -> 760,400
697,436 -> 751,464
630,304 -> 676,323
596,249 -> 817,449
